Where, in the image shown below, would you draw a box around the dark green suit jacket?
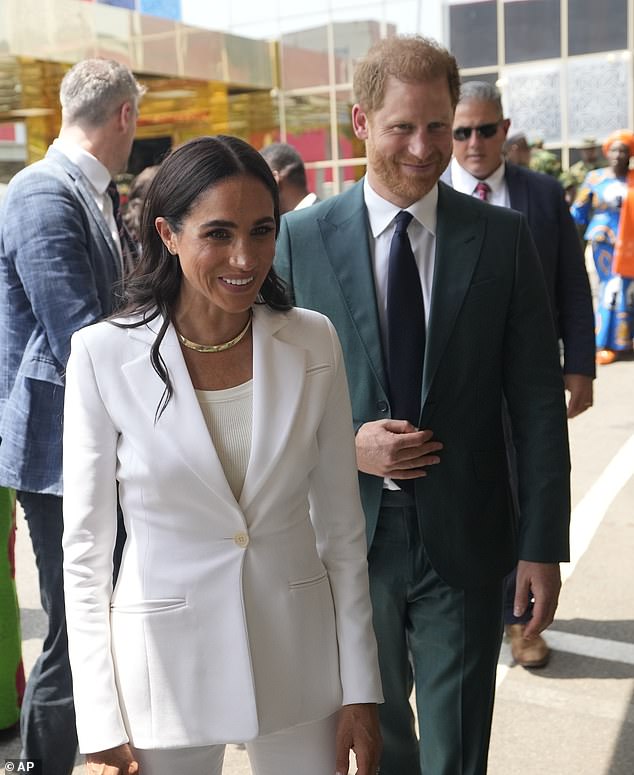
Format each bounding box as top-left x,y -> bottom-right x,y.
275,179 -> 570,589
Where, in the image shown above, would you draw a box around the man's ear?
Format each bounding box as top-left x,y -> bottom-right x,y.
352,104 -> 370,140
119,100 -> 134,131
501,118 -> 511,139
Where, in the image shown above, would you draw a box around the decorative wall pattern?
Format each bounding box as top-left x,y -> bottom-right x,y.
502,65 -> 562,144
567,55 -> 630,142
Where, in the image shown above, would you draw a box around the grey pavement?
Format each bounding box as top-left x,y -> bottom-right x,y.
2,355 -> 633,774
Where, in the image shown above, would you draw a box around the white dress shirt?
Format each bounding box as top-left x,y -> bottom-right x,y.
450,157 -> 510,208
363,177 -> 437,358
363,177 -> 437,490
52,137 -> 123,257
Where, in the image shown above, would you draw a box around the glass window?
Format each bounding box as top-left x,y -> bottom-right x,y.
568,0 -> 627,55
283,93 -> 332,163
280,26 -> 329,90
139,0 -> 180,20
335,89 -> 363,161
449,2 -> 497,69
504,0 -> 560,64
332,20 -> 384,85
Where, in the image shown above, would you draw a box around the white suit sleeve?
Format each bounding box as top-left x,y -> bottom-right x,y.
62,330 -> 129,752
308,318 -> 383,705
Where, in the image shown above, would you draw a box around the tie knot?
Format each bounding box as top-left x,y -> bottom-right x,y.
394,210 -> 413,234
474,181 -> 491,201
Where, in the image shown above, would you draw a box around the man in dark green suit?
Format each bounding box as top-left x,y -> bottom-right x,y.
275,35 -> 570,775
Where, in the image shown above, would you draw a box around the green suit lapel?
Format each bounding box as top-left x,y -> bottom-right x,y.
423,183 -> 487,408
319,181 -> 388,395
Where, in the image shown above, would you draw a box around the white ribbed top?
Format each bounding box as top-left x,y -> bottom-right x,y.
195,380 -> 253,501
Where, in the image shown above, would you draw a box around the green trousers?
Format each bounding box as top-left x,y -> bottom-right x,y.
0,487 -> 24,729
368,490 -> 504,775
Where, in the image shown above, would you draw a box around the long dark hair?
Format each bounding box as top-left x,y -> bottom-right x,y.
113,135 -> 291,420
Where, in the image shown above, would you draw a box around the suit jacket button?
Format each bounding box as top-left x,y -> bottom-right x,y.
234,531 -> 249,548
377,400 -> 388,413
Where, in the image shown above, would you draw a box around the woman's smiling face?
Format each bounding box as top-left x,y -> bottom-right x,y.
157,173 -> 277,318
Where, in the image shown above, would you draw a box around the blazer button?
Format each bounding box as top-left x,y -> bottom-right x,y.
377,400 -> 388,413
234,531 -> 249,548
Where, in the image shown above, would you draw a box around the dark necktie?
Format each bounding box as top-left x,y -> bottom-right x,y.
107,180 -> 139,273
387,210 -> 425,430
474,181 -> 491,201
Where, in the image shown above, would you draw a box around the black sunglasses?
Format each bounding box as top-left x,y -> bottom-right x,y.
452,122 -> 502,141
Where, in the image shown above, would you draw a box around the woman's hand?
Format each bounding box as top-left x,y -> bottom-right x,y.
86,743 -> 139,774
335,703 -> 382,775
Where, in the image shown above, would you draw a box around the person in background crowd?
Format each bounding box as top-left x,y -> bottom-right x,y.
260,142 -> 317,214
62,135 -> 382,775
530,138 -> 562,178
123,164 -> 160,252
275,35 -> 571,775
503,131 -> 530,167
571,130 -> 634,364
0,58 -> 144,775
567,137 -> 606,188
443,80 -> 594,670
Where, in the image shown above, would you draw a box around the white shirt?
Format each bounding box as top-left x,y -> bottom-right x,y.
195,380 -> 253,504
363,177 -> 437,491
294,192 -> 318,210
450,157 -> 510,208
363,177 -> 437,359
52,137 -> 123,257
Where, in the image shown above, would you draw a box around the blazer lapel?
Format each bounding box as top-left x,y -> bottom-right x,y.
121,320 -> 239,513
239,306 -> 306,510
423,183 -> 486,407
318,182 -> 388,393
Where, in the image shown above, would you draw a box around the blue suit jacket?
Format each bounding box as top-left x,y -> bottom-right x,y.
275,179 -> 570,588
442,162 -> 595,378
0,147 -> 123,495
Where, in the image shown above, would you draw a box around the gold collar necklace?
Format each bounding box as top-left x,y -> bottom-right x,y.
176,313 -> 252,353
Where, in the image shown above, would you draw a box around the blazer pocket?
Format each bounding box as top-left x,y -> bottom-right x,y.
20,356 -> 64,385
306,363 -> 331,376
468,276 -> 497,292
288,571 -> 328,590
110,598 -> 187,614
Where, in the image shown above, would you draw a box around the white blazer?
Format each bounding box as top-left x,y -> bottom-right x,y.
62,304 -> 382,754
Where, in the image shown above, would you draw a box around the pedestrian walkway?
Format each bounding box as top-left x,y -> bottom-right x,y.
2,358 -> 633,775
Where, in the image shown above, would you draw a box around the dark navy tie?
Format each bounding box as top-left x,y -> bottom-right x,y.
107,180 -> 139,273
386,210 -> 425,430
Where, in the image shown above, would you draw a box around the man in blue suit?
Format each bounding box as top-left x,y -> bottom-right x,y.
275,36 -> 571,775
0,58 -> 144,775
443,80 -> 595,668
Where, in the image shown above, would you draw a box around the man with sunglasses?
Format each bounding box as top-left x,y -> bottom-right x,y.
443,80 -> 595,668
276,36 -> 571,775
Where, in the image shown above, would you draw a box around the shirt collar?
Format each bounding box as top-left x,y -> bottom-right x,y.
52,137 -> 112,195
450,156 -> 506,196
294,192 -> 318,210
363,176 -> 438,238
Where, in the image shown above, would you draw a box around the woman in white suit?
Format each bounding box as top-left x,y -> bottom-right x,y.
62,136 -> 382,775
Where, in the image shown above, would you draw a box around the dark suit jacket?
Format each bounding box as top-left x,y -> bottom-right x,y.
442,162 -> 595,378
0,146 -> 123,495
275,179 -> 571,588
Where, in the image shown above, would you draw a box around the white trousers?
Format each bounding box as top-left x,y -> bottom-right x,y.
133,712 -> 338,775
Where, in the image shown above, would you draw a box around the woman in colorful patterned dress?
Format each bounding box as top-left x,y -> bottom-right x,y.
571,130 -> 634,364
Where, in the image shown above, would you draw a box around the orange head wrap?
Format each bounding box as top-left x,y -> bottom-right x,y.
602,129 -> 634,158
